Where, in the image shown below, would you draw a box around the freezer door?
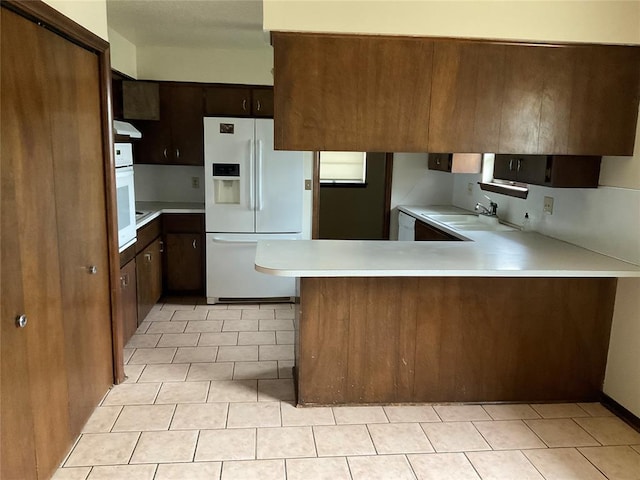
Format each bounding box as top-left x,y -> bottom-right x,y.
254,119 -> 304,233
204,117 -> 255,232
206,233 -> 298,303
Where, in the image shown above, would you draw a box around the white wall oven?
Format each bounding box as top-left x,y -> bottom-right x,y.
115,142 -> 136,251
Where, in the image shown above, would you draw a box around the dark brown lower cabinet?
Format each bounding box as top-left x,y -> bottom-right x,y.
136,237 -> 163,323
415,219 -> 462,241
163,214 -> 205,295
120,259 -> 138,345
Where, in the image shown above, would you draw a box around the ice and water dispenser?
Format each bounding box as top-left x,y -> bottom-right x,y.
212,163 -> 240,204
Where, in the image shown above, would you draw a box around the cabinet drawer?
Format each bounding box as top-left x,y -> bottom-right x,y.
163,213 -> 204,233
136,217 -> 162,253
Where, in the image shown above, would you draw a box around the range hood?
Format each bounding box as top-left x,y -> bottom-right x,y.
114,120 -> 142,139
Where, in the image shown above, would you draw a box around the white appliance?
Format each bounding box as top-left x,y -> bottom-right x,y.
398,211 -> 416,241
114,142 -> 137,251
204,117 -> 304,303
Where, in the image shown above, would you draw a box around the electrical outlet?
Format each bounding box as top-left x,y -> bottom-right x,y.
543,196 -> 554,214
467,182 -> 473,195
304,179 -> 312,191
191,177 -> 200,189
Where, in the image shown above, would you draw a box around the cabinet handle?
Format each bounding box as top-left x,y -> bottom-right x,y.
436,158 -> 441,166
517,159 -> 522,172
175,148 -> 180,159
192,239 -> 197,249
256,100 -> 261,111
88,265 -> 98,275
509,159 -> 514,171
159,240 -> 164,253
123,273 -> 129,287
242,99 -> 247,112
145,252 -> 152,263
16,314 -> 28,329
163,148 -> 168,159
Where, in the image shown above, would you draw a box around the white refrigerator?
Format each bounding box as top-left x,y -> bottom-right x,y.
204,117 -> 304,303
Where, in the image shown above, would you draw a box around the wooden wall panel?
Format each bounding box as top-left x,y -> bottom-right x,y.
297,277 -> 616,405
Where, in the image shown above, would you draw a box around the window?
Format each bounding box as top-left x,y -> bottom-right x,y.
319,152 -> 366,184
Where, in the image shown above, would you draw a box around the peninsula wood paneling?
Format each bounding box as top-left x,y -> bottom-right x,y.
297,276 -> 616,405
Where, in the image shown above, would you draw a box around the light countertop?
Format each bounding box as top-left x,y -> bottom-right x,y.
255,205 -> 640,278
135,201 -> 205,229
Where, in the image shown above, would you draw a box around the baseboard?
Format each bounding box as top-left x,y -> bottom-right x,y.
600,392 -> 640,433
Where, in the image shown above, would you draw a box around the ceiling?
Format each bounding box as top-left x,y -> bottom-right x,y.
106,0 -> 268,49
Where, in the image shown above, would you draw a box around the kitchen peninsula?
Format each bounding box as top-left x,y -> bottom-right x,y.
255,209 -> 640,406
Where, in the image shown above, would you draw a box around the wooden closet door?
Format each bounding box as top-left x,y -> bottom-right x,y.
1,9 -> 71,479
45,27 -> 114,436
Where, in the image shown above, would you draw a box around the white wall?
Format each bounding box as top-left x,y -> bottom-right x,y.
264,0 -> 640,45
43,0 -> 108,40
109,28 -> 137,78
390,153 -> 454,240
134,165 -> 205,203
136,46 -> 273,84
604,278 -> 640,415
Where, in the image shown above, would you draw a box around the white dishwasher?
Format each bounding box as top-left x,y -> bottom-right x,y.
398,212 -> 416,241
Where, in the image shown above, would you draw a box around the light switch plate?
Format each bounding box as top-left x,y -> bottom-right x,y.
304,179 -> 312,190
543,196 -> 554,214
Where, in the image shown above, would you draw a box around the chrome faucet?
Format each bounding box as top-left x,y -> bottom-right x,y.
475,199 -> 498,216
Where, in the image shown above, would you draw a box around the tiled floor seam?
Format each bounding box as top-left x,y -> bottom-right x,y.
569,417 -> 603,446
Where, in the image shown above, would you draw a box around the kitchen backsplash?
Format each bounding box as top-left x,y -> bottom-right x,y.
452,168 -> 640,266
134,164 -> 205,203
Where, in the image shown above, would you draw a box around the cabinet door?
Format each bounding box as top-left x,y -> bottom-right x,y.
165,233 -> 204,293
1,10 -> 71,478
167,83 -> 204,165
415,220 -> 461,241
134,117 -> 171,164
499,45 -> 573,154
515,155 -> 548,185
273,32 -> 434,152
137,237 -> 163,322
204,85 -> 252,116
120,260 -> 138,345
429,41 -> 505,152
427,153 -> 452,172
252,87 -> 274,117
569,45 -> 640,156
493,155 -> 519,182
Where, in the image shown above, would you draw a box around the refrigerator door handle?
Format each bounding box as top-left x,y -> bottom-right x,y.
211,236 -> 259,244
248,139 -> 255,210
257,139 -> 264,211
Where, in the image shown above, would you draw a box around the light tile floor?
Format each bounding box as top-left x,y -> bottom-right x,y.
54,298 -> 640,480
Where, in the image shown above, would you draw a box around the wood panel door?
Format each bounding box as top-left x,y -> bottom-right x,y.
2,8 -> 71,479
429,41 -> 505,153
46,24 -> 114,436
204,85 -> 252,116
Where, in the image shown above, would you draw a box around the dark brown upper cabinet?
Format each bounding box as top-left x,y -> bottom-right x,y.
273,32 -> 434,152
134,83 -> 204,165
429,41 -> 505,153
494,154 -> 601,188
569,45 -> 640,156
498,45 -> 574,155
204,85 -> 274,117
272,33 -> 640,156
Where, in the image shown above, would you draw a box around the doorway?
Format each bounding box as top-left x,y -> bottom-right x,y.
313,152 -> 393,240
